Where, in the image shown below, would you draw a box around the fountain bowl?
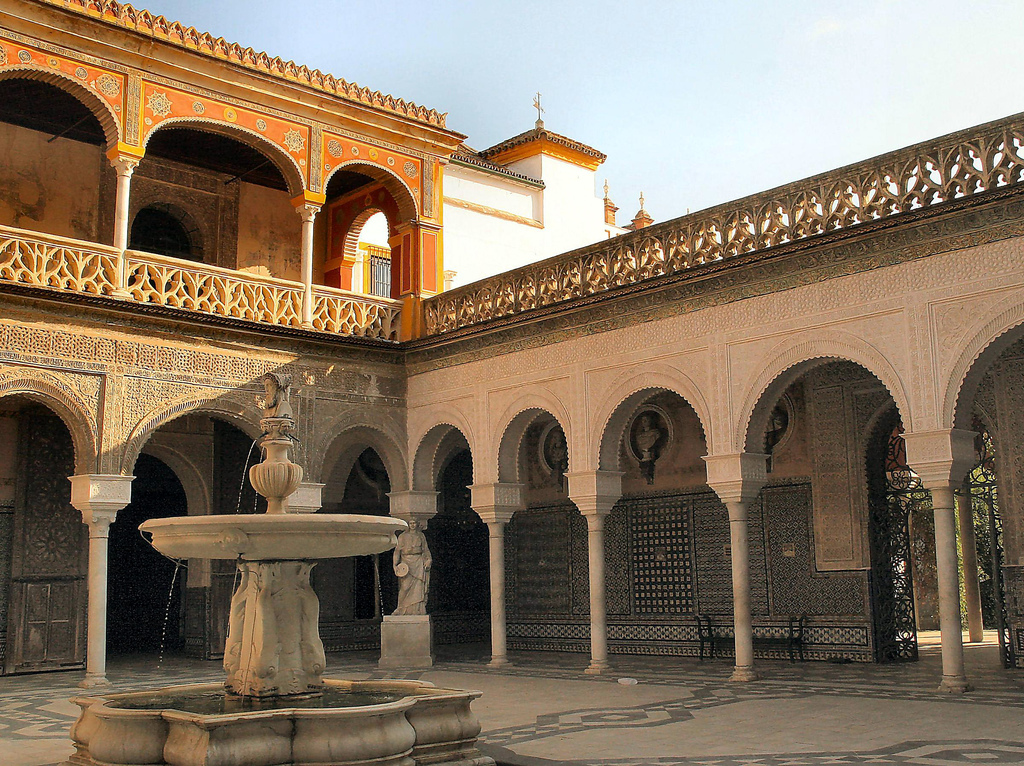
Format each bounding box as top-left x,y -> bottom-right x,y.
140,513 -> 407,560
69,679 -> 495,766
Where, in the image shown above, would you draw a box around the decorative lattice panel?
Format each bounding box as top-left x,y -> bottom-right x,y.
630,495 -> 693,614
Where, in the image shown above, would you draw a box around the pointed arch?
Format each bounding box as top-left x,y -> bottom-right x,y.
120,391 -> 262,475
411,421 -> 473,492
0,66 -> 122,150
142,118 -> 306,197
590,365 -> 712,472
324,160 -> 419,222
0,368 -> 98,475
736,331 -> 912,454
317,422 -> 409,494
493,388 -> 572,483
943,292 -> 1024,430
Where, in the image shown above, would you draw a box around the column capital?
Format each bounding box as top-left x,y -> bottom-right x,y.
288,482 -> 324,514
69,474 -> 133,526
567,470 -> 623,517
903,429 -> 977,489
291,190 -> 326,210
108,155 -> 139,177
387,490 -> 439,524
703,453 -> 767,504
470,482 -> 524,524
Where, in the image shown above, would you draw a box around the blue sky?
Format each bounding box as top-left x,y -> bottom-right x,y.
142,1 -> 1023,223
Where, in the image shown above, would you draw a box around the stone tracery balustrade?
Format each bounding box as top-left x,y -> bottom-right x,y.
424,114 -> 1024,335
0,226 -> 119,295
0,226 -> 400,341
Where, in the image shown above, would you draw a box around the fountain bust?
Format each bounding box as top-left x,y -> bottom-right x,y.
251,372 -> 303,515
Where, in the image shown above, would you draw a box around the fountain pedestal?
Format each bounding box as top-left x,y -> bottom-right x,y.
224,561 -> 326,697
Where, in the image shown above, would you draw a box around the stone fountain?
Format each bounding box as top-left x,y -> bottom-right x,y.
67,373 -> 494,766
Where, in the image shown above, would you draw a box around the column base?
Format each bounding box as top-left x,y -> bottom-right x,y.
111,288 -> 130,300
487,656 -> 510,669
78,673 -> 111,688
937,675 -> 972,694
584,659 -> 609,675
301,321 -> 314,330
729,665 -> 758,683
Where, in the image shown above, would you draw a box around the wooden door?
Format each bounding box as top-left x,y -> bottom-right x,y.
4,407 -> 86,673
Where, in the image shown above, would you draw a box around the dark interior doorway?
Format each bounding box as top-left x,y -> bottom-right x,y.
426,449 -> 490,645
107,453 -> 187,655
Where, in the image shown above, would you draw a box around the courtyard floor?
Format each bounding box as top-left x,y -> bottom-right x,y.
1,632 -> 1022,766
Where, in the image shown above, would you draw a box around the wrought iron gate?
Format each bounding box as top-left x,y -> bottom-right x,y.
965,423 -> 1015,669
867,415 -> 920,662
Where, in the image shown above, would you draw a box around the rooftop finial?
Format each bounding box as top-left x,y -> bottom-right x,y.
603,179 -> 610,200
639,191 -> 646,211
533,91 -> 545,129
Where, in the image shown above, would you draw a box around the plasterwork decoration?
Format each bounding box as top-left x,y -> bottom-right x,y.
0,38 -> 127,142
283,128 -> 305,154
97,73 -> 121,97
403,161 -> 417,179
125,72 -> 142,145
321,132 -> 419,198
119,382 -> 262,474
425,115 -> 1024,335
139,82 -> 310,187
33,0 -> 448,127
309,125 -> 323,192
423,160 -> 435,219
0,365 -> 100,474
410,194 -> 1024,378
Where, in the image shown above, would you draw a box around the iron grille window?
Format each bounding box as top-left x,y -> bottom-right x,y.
366,245 -> 391,298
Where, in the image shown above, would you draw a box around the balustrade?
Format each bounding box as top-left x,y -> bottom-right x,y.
0,226 -> 399,341
424,114 -> 1024,335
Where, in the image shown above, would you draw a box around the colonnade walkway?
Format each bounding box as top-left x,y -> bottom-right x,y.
2,633 -> 1022,766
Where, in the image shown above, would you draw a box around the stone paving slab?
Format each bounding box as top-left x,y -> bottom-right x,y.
1,636 -> 1022,766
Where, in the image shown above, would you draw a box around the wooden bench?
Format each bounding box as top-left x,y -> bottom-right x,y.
696,614 -> 806,662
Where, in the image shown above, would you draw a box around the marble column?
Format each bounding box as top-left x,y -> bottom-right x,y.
904,428 -> 976,693
704,453 -> 767,683
470,483 -> 524,668
109,155 -> 139,297
295,203 -> 320,329
567,471 -> 623,675
956,490 -> 985,643
69,474 -> 134,688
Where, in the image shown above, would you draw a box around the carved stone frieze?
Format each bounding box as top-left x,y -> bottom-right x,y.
409,195 -> 1024,374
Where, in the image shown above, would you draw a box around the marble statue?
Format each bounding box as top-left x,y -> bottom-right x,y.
392,519 -> 432,615
262,372 -> 294,420
633,412 -> 666,485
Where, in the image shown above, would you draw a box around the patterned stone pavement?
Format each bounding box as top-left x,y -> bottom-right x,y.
1,635 -> 1022,765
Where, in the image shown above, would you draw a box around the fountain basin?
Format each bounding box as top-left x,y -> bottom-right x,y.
140,514 -> 407,560
69,679 -> 494,766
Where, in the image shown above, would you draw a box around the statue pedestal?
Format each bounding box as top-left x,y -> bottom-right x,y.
379,615 -> 434,669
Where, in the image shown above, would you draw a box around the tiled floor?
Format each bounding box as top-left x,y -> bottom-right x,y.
1,632 -> 1022,765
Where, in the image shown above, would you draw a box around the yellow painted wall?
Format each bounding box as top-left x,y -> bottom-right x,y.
0,122 -> 103,241
236,182 -> 301,281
